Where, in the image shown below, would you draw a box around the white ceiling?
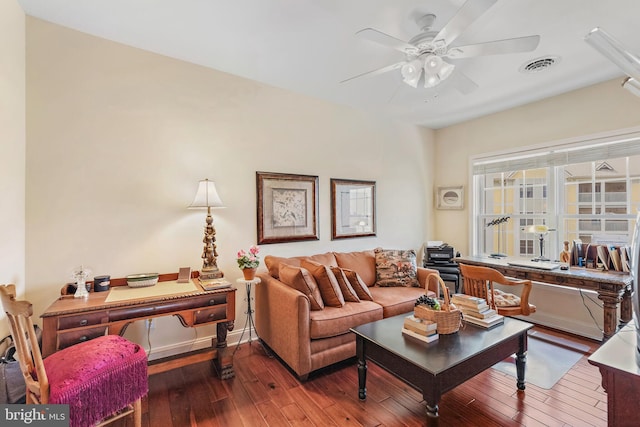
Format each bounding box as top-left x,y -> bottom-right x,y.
17,0 -> 640,129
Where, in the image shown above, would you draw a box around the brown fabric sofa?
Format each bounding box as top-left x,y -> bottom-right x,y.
254,249 -> 439,380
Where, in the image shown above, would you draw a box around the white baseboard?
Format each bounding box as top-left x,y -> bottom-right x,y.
146,327 -> 255,362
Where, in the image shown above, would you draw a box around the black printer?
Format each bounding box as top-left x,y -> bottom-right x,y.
423,244 -> 460,293
426,245 -> 455,264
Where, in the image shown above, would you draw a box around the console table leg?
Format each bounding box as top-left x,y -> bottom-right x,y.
214,321 -> 235,379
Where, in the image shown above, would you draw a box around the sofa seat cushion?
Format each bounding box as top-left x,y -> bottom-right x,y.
369,286 -> 435,318
333,250 -> 376,286
309,301 -> 383,339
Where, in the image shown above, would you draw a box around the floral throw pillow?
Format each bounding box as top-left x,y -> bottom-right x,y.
374,248 -> 419,287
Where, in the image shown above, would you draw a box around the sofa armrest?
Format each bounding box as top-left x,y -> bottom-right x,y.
417,267 -> 440,297
254,273 -> 313,377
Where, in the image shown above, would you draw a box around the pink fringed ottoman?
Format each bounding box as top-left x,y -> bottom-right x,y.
44,335 -> 148,427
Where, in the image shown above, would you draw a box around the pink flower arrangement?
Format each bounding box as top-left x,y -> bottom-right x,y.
237,245 -> 260,269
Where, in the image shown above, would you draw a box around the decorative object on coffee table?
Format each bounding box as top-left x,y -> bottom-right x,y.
189,179 -> 225,280
237,245 -> 260,280
256,172 -> 319,244
414,274 -> 461,334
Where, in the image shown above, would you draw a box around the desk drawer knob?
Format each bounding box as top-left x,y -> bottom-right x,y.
79,336 -> 88,342
80,319 -> 88,326
209,299 -> 216,305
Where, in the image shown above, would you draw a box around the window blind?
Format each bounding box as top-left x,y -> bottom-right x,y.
472,130 -> 640,175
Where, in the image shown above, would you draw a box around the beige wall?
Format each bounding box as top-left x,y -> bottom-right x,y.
434,79 -> 640,255
25,18 -> 435,356
433,80 -> 640,339
0,0 -> 26,336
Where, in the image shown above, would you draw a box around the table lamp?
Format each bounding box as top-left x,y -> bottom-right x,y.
528,224 -> 551,261
189,179 -> 225,280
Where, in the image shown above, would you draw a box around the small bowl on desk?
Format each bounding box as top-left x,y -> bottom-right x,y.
126,273 -> 159,288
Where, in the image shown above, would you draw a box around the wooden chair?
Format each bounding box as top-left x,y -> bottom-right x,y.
458,264 -> 536,316
0,284 -> 148,427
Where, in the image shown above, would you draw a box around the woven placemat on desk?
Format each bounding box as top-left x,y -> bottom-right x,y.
105,280 -> 198,303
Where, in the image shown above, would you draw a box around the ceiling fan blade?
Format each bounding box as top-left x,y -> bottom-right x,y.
448,70 -> 478,95
434,0 -> 497,47
340,61 -> 407,83
356,28 -> 417,54
447,35 -> 540,58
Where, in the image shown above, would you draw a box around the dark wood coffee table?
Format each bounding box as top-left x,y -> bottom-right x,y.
352,315 -> 533,425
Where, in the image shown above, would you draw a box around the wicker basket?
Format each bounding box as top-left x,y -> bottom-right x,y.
414,274 -> 462,334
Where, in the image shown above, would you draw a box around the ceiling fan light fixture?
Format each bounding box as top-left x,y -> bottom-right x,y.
424,55 -> 442,74
401,59 -> 423,88
438,60 -> 455,81
424,74 -> 440,88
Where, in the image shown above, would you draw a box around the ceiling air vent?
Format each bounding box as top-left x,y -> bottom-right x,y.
519,56 -> 560,74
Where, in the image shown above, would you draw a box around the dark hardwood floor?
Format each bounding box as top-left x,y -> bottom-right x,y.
112,326 -> 607,427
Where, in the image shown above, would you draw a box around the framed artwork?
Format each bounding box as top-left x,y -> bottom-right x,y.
256,172 -> 319,244
331,178 -> 376,240
436,186 -> 464,210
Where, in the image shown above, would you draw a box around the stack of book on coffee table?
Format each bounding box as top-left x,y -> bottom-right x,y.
451,294 -> 504,328
402,314 -> 439,342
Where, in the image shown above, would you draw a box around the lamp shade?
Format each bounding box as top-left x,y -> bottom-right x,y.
528,224 -> 549,234
188,179 -> 224,208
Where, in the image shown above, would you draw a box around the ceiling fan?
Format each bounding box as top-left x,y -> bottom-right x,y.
341,0 -> 540,94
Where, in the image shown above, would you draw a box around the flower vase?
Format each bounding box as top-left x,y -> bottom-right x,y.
242,268 -> 257,281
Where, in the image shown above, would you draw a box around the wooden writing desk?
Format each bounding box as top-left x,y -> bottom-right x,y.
456,255 -> 633,341
41,273 -> 236,378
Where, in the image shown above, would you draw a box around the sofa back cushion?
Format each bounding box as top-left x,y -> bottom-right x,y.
374,248 -> 419,287
278,264 -> 324,310
330,267 -> 360,302
300,259 -> 345,307
306,252 -> 338,267
333,250 -> 376,286
341,268 -> 374,301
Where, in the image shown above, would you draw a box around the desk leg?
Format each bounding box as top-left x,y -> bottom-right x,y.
214,321 -> 235,379
620,285 -> 633,325
599,293 -> 623,341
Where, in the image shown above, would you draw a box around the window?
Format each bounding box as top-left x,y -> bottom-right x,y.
471,129 -> 640,259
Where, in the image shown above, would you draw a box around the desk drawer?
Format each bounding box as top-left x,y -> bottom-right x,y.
57,326 -> 108,350
58,312 -> 106,330
109,293 -> 229,321
194,306 -> 227,325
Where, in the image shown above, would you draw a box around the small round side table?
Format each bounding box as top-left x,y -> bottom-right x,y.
233,277 -> 261,355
